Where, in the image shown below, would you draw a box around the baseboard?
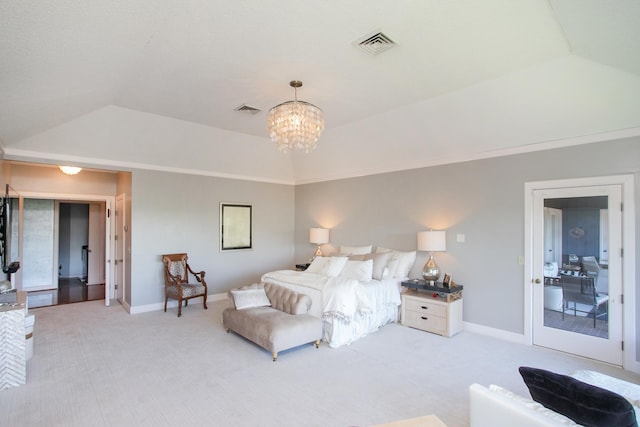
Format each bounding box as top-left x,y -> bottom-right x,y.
463,321 -> 527,345
118,300 -> 132,313
129,292 -> 227,314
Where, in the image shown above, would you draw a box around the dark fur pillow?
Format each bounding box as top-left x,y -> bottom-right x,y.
519,367 -> 637,427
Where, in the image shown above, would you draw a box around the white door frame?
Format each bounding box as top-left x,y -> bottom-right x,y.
16,191 -> 115,307
524,174 -> 637,372
115,193 -> 126,306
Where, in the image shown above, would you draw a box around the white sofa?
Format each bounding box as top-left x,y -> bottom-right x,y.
469,370 -> 640,427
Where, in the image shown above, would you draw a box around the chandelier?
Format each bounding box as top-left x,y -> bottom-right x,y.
267,80 -> 325,153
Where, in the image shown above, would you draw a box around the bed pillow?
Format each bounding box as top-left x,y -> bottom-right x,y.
305,256 -> 348,277
230,287 -> 271,310
519,367 -> 638,427
340,245 -> 372,255
349,252 -> 392,280
392,251 -> 416,278
305,256 -> 330,274
339,259 -> 373,282
326,256 -> 348,277
375,247 -> 416,278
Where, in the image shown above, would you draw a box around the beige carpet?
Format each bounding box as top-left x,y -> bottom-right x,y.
2,299 -> 639,427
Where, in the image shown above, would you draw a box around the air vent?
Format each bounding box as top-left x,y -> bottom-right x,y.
234,104 -> 262,114
353,30 -> 397,56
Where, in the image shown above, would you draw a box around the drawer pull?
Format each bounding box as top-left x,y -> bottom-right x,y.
421,306 -> 429,310
421,316 -> 428,320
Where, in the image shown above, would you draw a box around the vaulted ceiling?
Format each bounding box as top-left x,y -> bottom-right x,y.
1,1 -> 639,184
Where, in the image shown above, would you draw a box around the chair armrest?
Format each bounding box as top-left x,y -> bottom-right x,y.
185,263 -> 206,283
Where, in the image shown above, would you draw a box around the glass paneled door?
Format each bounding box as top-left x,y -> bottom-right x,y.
532,185 -> 622,365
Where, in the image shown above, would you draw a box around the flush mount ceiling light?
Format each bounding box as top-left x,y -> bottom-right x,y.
59,166 -> 82,175
267,80 -> 325,153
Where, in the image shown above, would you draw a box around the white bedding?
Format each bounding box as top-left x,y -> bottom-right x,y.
260,269 -> 401,347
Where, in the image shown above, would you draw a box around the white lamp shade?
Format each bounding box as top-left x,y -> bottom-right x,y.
309,227 -> 329,244
417,230 -> 446,252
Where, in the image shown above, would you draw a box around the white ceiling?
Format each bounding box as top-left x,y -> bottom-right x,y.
1,0 -> 639,184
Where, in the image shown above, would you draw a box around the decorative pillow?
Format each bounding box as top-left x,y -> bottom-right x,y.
519,367 -> 638,427
571,370 -> 640,408
339,259 -> 373,282
488,384 -> 577,425
340,245 -> 372,255
230,287 -> 271,310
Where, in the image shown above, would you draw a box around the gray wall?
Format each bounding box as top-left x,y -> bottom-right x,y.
294,137 -> 640,335
130,169 -> 294,307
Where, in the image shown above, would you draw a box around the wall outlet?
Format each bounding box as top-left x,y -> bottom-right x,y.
456,233 -> 465,243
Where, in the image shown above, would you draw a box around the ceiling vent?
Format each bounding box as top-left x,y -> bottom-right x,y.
234,104 -> 262,114
353,30 -> 397,56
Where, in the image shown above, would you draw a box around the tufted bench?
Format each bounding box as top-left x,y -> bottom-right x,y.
223,282 -> 322,361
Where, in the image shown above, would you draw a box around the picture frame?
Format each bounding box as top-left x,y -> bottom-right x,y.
220,203 -> 252,251
442,273 -> 452,288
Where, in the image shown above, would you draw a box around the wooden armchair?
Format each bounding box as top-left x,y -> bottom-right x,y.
162,253 -> 208,317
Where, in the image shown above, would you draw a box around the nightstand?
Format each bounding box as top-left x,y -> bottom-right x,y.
400,281 -> 463,337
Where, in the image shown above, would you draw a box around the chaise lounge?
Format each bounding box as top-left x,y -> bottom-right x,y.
223,282 -> 323,361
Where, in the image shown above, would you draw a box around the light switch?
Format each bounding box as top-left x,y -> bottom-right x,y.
518,256 -> 525,265
456,233 -> 465,243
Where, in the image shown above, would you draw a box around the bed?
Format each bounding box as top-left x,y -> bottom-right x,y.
261,249 -> 416,347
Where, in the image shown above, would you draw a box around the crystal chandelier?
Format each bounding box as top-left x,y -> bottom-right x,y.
267,80 -> 325,153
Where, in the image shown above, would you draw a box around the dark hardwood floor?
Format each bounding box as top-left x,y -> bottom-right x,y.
58,277 -> 105,304
28,277 -> 105,308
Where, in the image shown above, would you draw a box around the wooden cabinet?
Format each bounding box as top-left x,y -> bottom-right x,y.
401,290 -> 463,337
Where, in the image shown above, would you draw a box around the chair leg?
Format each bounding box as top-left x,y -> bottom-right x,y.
164,296 -> 168,313
177,299 -> 182,317
203,295 -> 208,310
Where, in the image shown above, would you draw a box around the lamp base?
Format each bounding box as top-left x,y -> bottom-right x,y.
309,245 -> 323,263
422,254 -> 440,285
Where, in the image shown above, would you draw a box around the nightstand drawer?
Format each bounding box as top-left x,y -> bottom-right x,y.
404,310 -> 446,334
403,298 -> 447,317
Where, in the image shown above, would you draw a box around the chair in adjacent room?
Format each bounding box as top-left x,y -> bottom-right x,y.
162,253 -> 208,317
561,275 -> 608,327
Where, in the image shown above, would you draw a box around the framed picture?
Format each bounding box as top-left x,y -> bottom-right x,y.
220,203 -> 252,251
442,273 -> 452,288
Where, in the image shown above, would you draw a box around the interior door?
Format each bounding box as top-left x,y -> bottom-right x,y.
532,185 -> 622,365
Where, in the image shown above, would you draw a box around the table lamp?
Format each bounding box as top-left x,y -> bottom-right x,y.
417,230 -> 446,284
309,228 -> 329,261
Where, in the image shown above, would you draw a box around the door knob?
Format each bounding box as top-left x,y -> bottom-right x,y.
534,278 -> 541,284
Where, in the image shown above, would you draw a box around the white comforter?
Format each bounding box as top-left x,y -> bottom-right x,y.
260,270 -> 374,321
260,270 -> 401,320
